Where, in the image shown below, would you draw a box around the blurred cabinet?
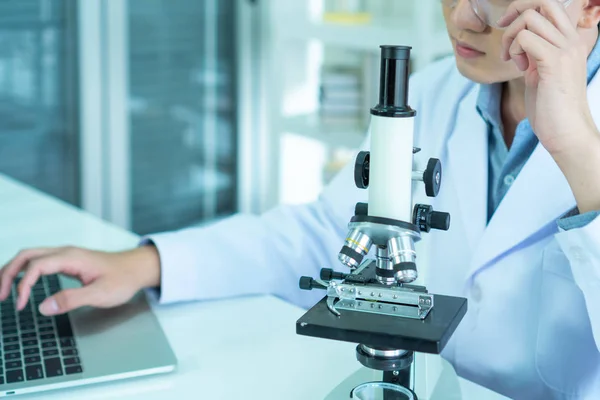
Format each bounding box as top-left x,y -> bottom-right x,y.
127,0 -> 238,235
263,0 -> 452,206
0,0 -> 79,205
0,0 -> 255,236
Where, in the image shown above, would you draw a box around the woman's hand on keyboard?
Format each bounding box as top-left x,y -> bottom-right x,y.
0,245 -> 161,316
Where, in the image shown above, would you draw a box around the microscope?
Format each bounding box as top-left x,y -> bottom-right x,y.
297,46 -> 467,399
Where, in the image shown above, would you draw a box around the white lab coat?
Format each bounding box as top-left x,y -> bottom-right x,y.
147,57 -> 600,399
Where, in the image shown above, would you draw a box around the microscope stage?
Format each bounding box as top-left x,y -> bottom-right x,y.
296,294 -> 467,354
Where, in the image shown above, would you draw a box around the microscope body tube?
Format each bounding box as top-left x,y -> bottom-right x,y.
367,45 -> 416,223
367,115 -> 414,222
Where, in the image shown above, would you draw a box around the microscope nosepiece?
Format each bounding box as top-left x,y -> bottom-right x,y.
338,229 -> 373,269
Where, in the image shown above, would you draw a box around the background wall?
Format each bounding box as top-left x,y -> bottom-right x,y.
0,0 -> 451,235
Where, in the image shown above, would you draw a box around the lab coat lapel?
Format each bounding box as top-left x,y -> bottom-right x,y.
467,143 -> 575,277
466,72 -> 600,278
445,86 -> 488,253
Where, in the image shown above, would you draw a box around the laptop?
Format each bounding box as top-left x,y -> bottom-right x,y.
0,274 -> 177,397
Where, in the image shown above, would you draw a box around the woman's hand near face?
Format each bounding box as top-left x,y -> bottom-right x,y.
498,0 -> 600,213
0,246 -> 161,316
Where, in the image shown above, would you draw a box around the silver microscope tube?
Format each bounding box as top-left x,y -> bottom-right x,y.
387,235 -> 418,283
338,228 -> 373,269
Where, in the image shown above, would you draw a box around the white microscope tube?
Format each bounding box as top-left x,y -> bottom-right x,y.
368,114 -> 414,222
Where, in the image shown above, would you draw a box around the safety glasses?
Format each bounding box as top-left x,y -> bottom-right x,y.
441,0 -> 573,28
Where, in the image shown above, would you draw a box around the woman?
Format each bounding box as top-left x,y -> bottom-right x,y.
2,0 -> 600,398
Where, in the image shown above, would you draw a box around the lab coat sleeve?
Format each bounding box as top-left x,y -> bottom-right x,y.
141,146 -> 367,309
555,215 -> 600,350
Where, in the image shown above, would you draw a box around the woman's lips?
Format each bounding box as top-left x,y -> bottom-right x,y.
454,40 -> 486,59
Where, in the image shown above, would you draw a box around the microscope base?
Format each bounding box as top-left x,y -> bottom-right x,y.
296,294 -> 466,354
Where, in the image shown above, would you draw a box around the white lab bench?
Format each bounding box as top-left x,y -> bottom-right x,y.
0,174 -> 508,399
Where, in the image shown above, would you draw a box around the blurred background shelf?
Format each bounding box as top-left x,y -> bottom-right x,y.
282,113 -> 366,149
0,0 -> 455,231
265,0 -> 453,206
278,21 -> 451,63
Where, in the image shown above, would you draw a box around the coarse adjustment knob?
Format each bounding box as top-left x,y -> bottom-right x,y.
424,158 -> 442,198
354,151 -> 370,189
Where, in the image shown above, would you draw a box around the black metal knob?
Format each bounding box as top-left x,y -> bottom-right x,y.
424,158 -> 442,198
299,276 -> 313,290
430,211 -> 450,231
354,202 -> 368,216
413,204 -> 451,233
320,268 -> 348,281
354,151 -> 370,189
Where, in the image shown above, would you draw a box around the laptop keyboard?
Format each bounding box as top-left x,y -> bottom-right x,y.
0,275 -> 83,385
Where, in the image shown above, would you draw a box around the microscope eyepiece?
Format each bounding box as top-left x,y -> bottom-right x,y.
380,45 -> 411,60
371,45 -> 416,118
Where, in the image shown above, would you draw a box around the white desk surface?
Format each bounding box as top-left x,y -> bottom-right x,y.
0,175 -> 508,400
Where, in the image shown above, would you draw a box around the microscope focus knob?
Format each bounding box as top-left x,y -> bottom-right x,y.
320,268 -> 348,281
299,276 -> 326,291
354,151 -> 370,189
413,204 -> 451,232
431,211 -> 451,231
424,158 -> 442,197
354,202 -> 369,216
299,276 -> 314,290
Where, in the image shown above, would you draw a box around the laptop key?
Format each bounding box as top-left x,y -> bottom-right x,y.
43,358 -> 63,377
25,356 -> 41,365
55,315 -> 73,337
41,341 -> 57,349
0,376 -> 3,384
39,326 -> 54,333
25,365 -> 44,381
6,369 -> 24,383
3,322 -> 17,330
20,324 -> 35,332
5,352 -> 20,361
2,328 -> 17,336
64,357 -> 80,366
62,348 -> 78,357
33,291 -> 45,299
22,339 -> 38,347
60,338 -> 75,348
43,349 -> 59,357
21,332 -> 36,339
24,348 -> 39,356
4,336 -> 18,344
5,361 -> 22,369
40,333 -> 55,341
65,365 -> 83,375
37,318 -> 53,326
4,344 -> 20,352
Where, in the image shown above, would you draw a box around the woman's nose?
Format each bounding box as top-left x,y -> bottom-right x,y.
451,0 -> 487,32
